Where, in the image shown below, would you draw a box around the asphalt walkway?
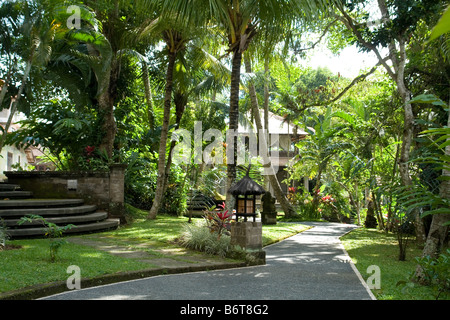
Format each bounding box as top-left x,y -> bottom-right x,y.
41,222 -> 376,300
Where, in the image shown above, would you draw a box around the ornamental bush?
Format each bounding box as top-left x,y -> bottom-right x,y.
179,219 -> 231,257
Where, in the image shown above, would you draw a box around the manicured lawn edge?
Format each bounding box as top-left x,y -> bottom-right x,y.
340,227 -> 444,300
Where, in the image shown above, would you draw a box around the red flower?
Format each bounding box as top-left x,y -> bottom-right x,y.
217,210 -> 231,221
84,146 -> 95,157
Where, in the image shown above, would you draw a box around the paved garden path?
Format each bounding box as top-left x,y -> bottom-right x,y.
42,222 -> 376,300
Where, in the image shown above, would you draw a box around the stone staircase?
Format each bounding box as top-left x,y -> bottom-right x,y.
0,182 -> 120,238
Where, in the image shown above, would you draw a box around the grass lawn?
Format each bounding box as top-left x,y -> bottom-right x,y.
0,205 -> 309,295
341,227 -> 447,300
0,238 -> 151,293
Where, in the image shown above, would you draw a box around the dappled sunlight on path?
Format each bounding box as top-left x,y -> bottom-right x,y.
42,222 -> 375,300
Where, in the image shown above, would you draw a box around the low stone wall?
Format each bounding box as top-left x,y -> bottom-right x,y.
4,164 -> 127,223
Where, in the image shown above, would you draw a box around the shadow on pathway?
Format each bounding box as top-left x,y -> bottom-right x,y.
41,222 -> 375,300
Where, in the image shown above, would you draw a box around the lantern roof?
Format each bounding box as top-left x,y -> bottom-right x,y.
229,174 -> 265,196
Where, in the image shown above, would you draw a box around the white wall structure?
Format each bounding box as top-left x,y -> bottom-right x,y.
0,107 -> 32,181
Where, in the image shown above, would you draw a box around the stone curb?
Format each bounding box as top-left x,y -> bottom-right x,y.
0,261 -> 249,300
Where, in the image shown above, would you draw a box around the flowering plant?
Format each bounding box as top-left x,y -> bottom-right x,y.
203,202 -> 233,239
320,195 -> 335,204
84,145 -> 96,157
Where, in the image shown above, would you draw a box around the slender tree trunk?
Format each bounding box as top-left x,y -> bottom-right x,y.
225,49 -> 242,211
162,94 -> 186,205
244,55 -> 297,217
97,92 -> 116,158
0,60 -> 32,154
263,57 -> 270,132
97,62 -> 117,159
395,45 -> 427,243
142,62 -> 155,131
338,0 -> 427,239
148,50 -> 177,219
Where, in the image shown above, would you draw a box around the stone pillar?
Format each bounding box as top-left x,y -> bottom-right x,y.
108,164 -> 127,223
261,191 -> 277,225
231,221 -> 265,264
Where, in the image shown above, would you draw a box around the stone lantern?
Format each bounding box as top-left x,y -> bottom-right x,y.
228,171 -> 266,264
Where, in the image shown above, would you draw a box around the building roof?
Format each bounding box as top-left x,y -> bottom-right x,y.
238,111 -> 308,136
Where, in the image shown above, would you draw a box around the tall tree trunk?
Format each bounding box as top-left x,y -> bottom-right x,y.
225,49 -> 242,211
0,60 -> 32,154
97,60 -> 118,159
148,50 -> 177,219
97,90 -> 116,158
162,93 -> 187,206
244,55 -> 297,218
415,101 -> 450,281
263,57 -> 270,132
395,40 -> 427,244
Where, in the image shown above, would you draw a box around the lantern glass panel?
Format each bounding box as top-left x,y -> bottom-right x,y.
246,200 -> 254,213
237,199 -> 246,213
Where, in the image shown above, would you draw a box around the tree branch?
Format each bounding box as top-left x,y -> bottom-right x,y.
334,8 -> 396,80
294,18 -> 339,54
300,57 -> 388,109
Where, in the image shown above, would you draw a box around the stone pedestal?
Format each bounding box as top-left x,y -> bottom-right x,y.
108,164 -> 127,223
261,212 -> 277,225
230,221 -> 262,250
231,221 -> 266,265
230,221 -> 265,265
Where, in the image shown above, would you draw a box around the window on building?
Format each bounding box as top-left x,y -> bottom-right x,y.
7,152 -> 13,171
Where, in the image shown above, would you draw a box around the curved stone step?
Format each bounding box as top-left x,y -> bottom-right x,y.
0,204 -> 97,218
0,184 -> 20,191
0,191 -> 33,199
6,218 -> 120,238
0,199 -> 84,209
3,211 -> 107,228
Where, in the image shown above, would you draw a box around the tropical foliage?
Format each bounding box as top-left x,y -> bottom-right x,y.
1,0 -> 449,295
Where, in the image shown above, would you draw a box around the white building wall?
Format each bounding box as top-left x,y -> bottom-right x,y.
0,145 -> 29,181
0,108 -> 29,181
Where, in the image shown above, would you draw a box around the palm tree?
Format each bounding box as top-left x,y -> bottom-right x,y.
162,0 -> 333,210
45,1 -> 161,159
0,0 -> 64,153
244,55 -> 298,217
137,10 -> 192,219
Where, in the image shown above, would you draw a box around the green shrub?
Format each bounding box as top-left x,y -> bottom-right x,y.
415,249 -> 450,300
179,220 -> 232,257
